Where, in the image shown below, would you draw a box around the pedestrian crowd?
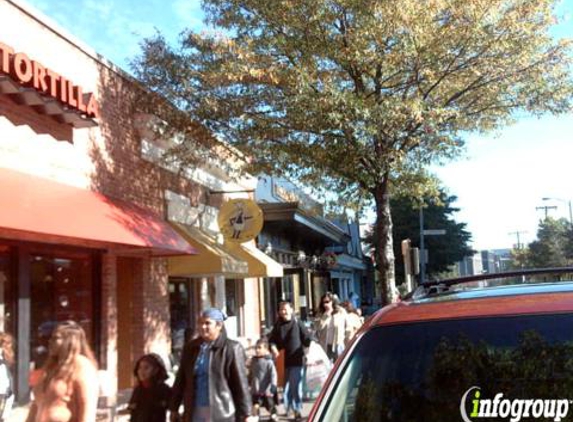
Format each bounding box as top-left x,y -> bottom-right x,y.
0,291 -> 361,422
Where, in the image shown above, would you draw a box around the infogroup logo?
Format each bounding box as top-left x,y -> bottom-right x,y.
460,387 -> 571,422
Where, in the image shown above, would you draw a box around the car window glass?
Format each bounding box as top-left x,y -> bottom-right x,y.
318,314 -> 573,422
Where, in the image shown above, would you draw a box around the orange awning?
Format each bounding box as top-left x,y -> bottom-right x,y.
0,167 -> 196,256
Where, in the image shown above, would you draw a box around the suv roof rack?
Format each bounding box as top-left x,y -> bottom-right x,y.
411,266 -> 573,300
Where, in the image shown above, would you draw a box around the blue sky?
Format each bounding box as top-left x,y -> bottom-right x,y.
22,0 -> 573,251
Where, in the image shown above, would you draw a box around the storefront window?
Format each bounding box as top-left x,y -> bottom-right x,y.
30,251 -> 94,370
280,274 -> 294,303
225,278 -> 237,317
169,279 -> 192,367
225,278 -> 240,338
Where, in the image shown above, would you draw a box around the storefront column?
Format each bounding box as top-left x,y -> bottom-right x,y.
242,277 -> 261,340
214,275 -> 226,311
100,253 -> 118,403
199,277 -> 210,309
142,259 -> 171,364
16,245 -> 30,404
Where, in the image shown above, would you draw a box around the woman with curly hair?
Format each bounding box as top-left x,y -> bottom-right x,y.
26,321 -> 98,422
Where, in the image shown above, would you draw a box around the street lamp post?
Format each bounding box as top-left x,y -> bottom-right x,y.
542,197 -> 573,227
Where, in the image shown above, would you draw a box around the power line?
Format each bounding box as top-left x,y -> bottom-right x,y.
535,205 -> 557,220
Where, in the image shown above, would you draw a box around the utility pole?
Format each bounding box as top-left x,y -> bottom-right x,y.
542,197 -> 573,228
418,205 -> 446,285
419,207 -> 425,285
536,205 -> 557,220
508,230 -> 527,250
509,230 -> 528,280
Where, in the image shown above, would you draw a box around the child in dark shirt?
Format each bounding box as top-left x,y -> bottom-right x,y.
249,339 -> 278,421
128,353 -> 171,422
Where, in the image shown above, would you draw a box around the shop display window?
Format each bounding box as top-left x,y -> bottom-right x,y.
30,251 -> 94,370
169,279 -> 192,367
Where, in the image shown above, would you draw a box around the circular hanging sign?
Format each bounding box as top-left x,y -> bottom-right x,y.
217,198 -> 264,243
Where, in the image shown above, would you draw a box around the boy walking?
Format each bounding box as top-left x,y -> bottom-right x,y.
249,339 -> 278,421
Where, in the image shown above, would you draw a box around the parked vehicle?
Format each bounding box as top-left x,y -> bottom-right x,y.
308,268 -> 573,422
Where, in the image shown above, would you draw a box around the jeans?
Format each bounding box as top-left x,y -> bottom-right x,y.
283,365 -> 304,414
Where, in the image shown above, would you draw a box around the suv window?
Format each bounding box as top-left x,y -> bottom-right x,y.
319,314 -> 573,422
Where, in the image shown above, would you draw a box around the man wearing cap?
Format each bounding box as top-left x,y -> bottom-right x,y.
169,308 -> 256,422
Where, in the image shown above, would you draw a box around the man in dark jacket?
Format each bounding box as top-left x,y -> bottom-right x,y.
268,301 -> 312,421
169,308 -> 255,422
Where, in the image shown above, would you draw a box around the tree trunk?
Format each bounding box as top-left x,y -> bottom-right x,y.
373,179 -> 396,306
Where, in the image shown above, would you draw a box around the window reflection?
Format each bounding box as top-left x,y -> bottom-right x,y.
30,252 -> 93,370
169,279 -> 192,367
321,315 -> 573,422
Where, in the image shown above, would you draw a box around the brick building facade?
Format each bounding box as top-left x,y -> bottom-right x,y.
0,0 -> 278,419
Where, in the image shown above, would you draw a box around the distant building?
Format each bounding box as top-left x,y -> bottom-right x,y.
482,249 -> 512,273
458,249 -> 512,276
490,249 -> 513,271
457,253 -> 484,276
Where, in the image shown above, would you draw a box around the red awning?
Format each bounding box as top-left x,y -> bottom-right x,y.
0,167 -> 196,256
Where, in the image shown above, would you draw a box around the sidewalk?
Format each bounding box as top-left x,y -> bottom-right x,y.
257,398 -> 315,422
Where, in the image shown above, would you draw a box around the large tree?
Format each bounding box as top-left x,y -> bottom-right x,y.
132,0 -> 572,304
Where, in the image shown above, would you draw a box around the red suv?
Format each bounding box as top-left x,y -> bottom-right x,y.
308,268 -> 573,422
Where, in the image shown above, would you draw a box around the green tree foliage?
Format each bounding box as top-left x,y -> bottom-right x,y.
509,217 -> 573,269
365,191 -> 474,283
509,247 -> 529,269
527,217 -> 571,267
132,0 -> 573,304
394,192 -> 474,282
